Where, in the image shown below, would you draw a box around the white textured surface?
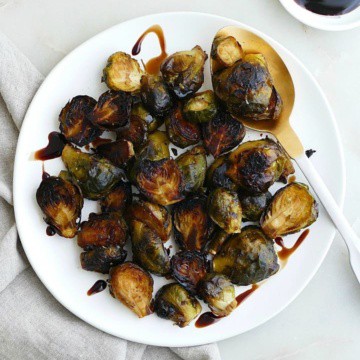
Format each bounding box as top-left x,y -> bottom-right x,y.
1,0 -> 360,359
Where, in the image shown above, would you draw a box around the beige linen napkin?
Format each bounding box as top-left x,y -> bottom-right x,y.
0,31 -> 221,360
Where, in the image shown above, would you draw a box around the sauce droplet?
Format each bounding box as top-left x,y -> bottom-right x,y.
132,25 -> 167,75
171,148 -> 178,156
87,280 -> 107,296
275,229 -> 310,263
35,132 -> 67,161
305,149 -> 316,158
46,225 -> 56,236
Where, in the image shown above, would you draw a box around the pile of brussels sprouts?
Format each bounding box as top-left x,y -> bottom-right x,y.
36,35 -> 318,327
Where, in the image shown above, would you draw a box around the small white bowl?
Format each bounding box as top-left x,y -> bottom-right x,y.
279,0 -> 360,31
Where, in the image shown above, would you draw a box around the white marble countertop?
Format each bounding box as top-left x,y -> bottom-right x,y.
2,0 -> 360,359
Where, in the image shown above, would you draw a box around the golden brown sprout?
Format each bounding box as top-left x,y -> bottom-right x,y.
95,139 -> 135,167
132,103 -> 164,133
161,45 -> 208,99
239,191 -> 272,221
165,104 -> 201,149
36,176 -> 83,238
203,229 -> 229,256
100,180 -> 132,214
77,212 -> 128,249
202,110 -> 246,158
226,139 -> 295,194
102,52 -> 144,92
183,90 -> 218,124
260,182 -> 318,238
154,283 -> 202,327
90,90 -> 132,130
138,130 -> 170,161
172,194 -> 215,251
109,262 -> 153,318
59,95 -> 102,146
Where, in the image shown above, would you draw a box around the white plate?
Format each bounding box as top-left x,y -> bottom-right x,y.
279,0 -> 360,31
13,12 -> 345,347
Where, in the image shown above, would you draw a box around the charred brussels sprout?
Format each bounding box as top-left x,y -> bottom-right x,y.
208,188 -> 242,234
102,52 -> 144,92
202,110 -> 245,158
226,139 -> 295,194
95,139 -> 135,167
183,90 -> 217,124
170,251 -> 207,294
206,156 -> 238,192
90,90 -> 132,131
176,146 -> 207,194
140,74 -> 173,117
62,144 -> 123,200
80,245 -> 127,273
77,212 -> 128,249
36,176 -> 83,238
134,158 -> 184,206
59,95 -> 101,146
109,262 -> 153,318
138,130 -> 170,161
127,197 -> 171,242
130,220 -> 170,276
165,104 -> 201,149
197,273 -> 237,317
260,182 -> 318,238
213,226 -> 279,285
172,194 -> 214,251
239,191 -> 272,221
154,283 -> 201,327
213,54 -> 282,121
211,35 -> 243,72
100,180 -> 132,214
132,103 -> 163,133
203,229 -> 229,256
161,45 -> 208,99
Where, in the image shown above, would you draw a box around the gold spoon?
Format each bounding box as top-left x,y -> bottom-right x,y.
211,26 -> 360,280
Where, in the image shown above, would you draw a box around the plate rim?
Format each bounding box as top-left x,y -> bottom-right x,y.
13,11 -> 346,347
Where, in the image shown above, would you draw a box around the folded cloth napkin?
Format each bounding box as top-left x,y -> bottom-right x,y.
0,31 -> 221,360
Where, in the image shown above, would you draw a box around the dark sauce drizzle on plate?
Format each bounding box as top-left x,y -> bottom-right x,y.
87,280 -> 107,296
294,0 -> 360,15
46,226 -> 56,236
275,229 -> 310,262
34,132 -> 67,161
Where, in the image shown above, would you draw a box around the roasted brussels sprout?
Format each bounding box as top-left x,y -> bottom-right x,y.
134,158 -> 184,206
213,226 -> 279,285
239,191 -> 272,221
161,45 -> 208,99
80,245 -> 127,273
116,113 -> 147,151
77,212 -> 128,249
36,176 -> 83,238
140,74 -> 173,117
90,90 -> 132,131
138,130 -> 170,161
131,103 -> 163,133
211,35 -> 243,72
183,90 -> 217,124
127,197 -> 171,242
213,54 -> 282,121
130,219 -> 170,276
197,273 -> 237,317
202,110 -> 245,158
170,251 -> 207,294
203,229 -> 229,256
226,139 -> 295,194
154,283 -> 202,327
62,144 -> 123,200
95,139 -> 135,167
173,194 -> 214,251
109,262 -> 153,318
59,95 -> 101,146
260,182 -> 318,238
102,52 -> 144,92
165,104 -> 201,149
205,155 -> 238,192
208,188 -> 242,234
176,146 -> 207,194
100,180 -> 132,214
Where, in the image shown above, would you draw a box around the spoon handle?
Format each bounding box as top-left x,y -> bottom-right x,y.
296,154 -> 360,263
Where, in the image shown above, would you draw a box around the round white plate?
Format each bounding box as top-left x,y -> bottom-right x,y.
14,12 -> 345,347
279,0 -> 360,31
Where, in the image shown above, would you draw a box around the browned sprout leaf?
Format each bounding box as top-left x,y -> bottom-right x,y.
90,90 -> 132,130
211,35 -> 243,72
36,176 -> 83,238
131,103 -> 163,133
109,262 -> 153,318
95,139 -> 135,167
183,90 -> 218,124
239,191 -> 272,222
260,182 -> 318,238
100,180 -> 132,214
137,130 -> 170,161
203,229 -> 229,256
202,110 -> 245,158
172,194 -> 215,251
59,95 -> 102,146
77,212 -> 128,249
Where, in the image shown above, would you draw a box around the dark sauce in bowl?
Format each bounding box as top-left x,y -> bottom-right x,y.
295,0 -> 360,15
